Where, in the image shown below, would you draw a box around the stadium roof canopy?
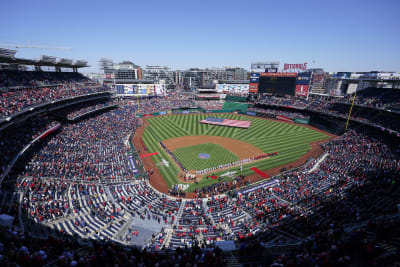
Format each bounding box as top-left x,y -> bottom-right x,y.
111,79 -> 154,84
218,80 -> 250,84
0,48 -> 89,68
197,88 -> 218,92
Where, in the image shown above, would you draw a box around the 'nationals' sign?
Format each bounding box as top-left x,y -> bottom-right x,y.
283,62 -> 308,71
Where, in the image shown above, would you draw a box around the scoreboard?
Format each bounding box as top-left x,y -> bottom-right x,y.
258,73 -> 297,95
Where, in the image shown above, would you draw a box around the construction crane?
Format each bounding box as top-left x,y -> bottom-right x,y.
0,43 -> 71,50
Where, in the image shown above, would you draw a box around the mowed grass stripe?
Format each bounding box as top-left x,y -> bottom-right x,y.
173,143 -> 239,171
245,125 -> 327,142
151,117 -> 189,138
250,134 -> 325,152
193,149 -> 308,191
248,130 -> 325,146
275,122 -> 294,136
142,129 -> 179,186
150,120 -> 174,140
206,148 -> 308,180
234,119 -> 284,140
140,114 -> 330,192
171,114 -> 185,129
144,124 -> 162,141
164,116 -> 192,136
151,117 -> 183,138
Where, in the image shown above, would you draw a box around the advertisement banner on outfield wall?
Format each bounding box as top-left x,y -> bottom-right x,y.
250,72 -> 260,78
296,72 -> 312,85
249,83 -> 259,93
294,118 -> 310,124
246,111 -> 256,116
295,85 -> 309,97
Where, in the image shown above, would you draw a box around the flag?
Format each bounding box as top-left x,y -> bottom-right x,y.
276,115 -> 293,123
200,117 -> 251,129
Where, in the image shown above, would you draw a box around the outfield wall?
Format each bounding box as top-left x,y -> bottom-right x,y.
135,108 -> 307,123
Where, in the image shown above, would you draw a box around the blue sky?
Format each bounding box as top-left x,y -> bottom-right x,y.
1,0 -> 399,72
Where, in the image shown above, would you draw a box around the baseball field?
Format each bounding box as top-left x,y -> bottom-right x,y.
139,113 -> 331,192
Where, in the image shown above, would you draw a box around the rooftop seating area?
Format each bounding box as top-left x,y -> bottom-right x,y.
0,70 -> 89,88
0,70 -> 109,119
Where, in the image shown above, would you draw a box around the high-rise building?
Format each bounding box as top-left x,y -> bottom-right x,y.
99,58 -> 142,85
143,65 -> 175,89
180,67 -> 248,89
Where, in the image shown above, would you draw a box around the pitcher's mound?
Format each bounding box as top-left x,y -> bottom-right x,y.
198,153 -> 210,159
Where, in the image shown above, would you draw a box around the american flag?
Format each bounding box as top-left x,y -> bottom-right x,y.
276,115 -> 293,123
200,117 -> 251,129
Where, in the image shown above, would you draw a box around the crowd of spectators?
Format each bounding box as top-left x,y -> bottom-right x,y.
0,70 -> 109,119
0,115 -> 59,177
253,93 -> 400,134
195,100 -> 224,110
22,105 -> 138,182
0,226 -> 226,266
135,97 -> 196,114
64,100 -> 119,120
249,107 -> 309,119
255,88 -> 400,112
0,85 -> 109,119
0,70 -> 89,88
239,216 -> 400,266
307,99 -> 400,133
338,87 -> 400,109
1,92 -> 400,266
255,95 -> 309,109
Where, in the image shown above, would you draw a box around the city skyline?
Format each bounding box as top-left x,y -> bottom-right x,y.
1,0 -> 399,73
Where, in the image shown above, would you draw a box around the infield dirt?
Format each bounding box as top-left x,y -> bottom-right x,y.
163,136 -> 263,159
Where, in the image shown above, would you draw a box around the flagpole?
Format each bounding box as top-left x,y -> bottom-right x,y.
345,92 -> 357,130
137,94 -> 140,114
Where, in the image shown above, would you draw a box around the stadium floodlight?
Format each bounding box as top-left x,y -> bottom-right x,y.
251,61 -> 280,70
0,48 -> 17,58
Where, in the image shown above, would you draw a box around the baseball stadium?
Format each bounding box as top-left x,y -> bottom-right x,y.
1,52 -> 400,266
1,4 -> 400,263
134,112 -> 335,196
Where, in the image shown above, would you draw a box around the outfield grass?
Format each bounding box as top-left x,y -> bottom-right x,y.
173,143 -> 239,171
141,113 -> 329,192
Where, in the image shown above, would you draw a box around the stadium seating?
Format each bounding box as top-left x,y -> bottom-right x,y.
0,71 -> 109,119
1,86 -> 400,266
